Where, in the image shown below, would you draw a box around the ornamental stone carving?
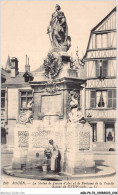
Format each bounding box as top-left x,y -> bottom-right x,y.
18,99 -> 34,124
67,90 -> 84,123
43,50 -> 63,79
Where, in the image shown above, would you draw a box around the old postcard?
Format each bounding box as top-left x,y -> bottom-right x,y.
1,0 -> 117,193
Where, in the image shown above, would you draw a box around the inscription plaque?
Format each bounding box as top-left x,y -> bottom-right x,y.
41,94 -> 63,116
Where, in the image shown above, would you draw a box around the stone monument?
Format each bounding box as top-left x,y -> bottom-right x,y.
12,4 -> 95,175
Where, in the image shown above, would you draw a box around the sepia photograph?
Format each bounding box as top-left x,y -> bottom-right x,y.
1,0 -> 117,192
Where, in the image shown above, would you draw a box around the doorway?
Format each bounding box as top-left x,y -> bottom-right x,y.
105,124 -> 115,142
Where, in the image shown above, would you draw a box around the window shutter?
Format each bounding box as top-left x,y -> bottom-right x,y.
96,61 -> 100,77
107,90 -> 116,108
102,60 -> 108,77
108,90 -> 112,108
113,90 -> 116,108
90,91 -> 96,108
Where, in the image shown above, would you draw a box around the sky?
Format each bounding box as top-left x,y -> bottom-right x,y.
1,1 -> 116,72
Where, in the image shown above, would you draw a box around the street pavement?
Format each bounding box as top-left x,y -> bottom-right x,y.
1,151 -> 117,188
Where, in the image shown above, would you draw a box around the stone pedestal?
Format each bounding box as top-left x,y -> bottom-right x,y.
65,151 -> 95,174
11,51 -> 95,174
12,123 -> 30,169
64,122 -> 95,174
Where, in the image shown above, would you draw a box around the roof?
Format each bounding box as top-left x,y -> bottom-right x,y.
33,65 -> 44,72
1,63 -> 45,86
92,7 -> 116,32
1,68 -> 36,85
83,6 -> 116,60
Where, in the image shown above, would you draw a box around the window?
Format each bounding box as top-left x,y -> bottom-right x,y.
96,60 -> 108,78
105,124 -> 115,142
96,32 -> 116,49
96,91 -> 106,108
108,32 -> 116,48
20,90 -> 33,110
108,90 -> 116,108
90,90 -> 106,108
96,34 -> 102,48
97,91 -> 104,107
1,90 -> 5,118
90,90 -> 111,109
24,75 -> 33,82
96,33 -> 107,48
102,34 -> 107,48
23,72 -> 34,82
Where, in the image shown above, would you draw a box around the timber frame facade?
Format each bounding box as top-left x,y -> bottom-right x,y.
84,7 -> 117,150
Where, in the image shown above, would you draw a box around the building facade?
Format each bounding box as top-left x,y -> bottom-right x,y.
1,56 -> 34,149
84,7 -> 117,150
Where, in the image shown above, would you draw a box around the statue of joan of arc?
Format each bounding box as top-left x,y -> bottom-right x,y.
47,4 -> 68,47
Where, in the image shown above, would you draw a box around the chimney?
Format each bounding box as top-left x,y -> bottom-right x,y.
25,55 -> 30,72
11,57 -> 18,78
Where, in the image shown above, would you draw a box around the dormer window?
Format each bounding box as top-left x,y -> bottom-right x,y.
23,71 -> 33,82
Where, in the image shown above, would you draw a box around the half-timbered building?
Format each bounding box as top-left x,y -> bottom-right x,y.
84,7 -> 117,150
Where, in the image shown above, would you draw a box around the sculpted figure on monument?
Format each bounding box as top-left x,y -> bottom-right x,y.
44,4 -> 71,79
67,90 -> 84,123
47,4 -> 71,50
18,99 -> 34,124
